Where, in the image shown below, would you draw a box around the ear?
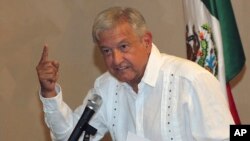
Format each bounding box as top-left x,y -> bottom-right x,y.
142,31 -> 153,50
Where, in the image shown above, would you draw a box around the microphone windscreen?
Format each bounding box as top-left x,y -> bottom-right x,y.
87,94 -> 102,112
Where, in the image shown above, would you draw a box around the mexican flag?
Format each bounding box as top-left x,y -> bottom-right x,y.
182,0 -> 245,124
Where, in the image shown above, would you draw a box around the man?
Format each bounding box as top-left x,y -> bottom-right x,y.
37,7 -> 234,141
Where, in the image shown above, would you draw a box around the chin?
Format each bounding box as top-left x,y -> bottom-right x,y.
110,71 -> 135,82
116,77 -> 128,82
115,76 -> 132,83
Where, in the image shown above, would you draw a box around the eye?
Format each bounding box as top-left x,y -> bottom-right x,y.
101,47 -> 112,56
119,43 -> 129,52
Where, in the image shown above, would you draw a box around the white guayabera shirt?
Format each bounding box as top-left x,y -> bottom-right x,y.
40,44 -> 234,141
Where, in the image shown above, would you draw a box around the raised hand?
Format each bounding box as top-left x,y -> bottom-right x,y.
36,45 -> 59,98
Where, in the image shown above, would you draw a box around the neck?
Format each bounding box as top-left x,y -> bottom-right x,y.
131,84 -> 138,93
128,79 -> 140,93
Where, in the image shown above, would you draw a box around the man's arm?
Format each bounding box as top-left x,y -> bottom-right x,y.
36,45 -> 74,140
188,71 -> 234,141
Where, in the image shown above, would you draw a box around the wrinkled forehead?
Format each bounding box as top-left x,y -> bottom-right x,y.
95,21 -> 137,43
97,22 -> 139,46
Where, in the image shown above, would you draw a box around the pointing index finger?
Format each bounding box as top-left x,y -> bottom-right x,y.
40,45 -> 49,63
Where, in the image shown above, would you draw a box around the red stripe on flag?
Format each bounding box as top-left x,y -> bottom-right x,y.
226,83 -> 241,125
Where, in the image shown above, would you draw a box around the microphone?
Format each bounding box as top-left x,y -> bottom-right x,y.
68,94 -> 102,141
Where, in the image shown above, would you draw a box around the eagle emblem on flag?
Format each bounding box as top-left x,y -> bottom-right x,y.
186,23 -> 218,77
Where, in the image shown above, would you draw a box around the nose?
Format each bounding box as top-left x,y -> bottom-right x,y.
113,49 -> 123,65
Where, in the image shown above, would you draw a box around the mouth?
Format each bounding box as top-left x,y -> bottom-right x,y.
115,66 -> 129,71
113,64 -> 131,72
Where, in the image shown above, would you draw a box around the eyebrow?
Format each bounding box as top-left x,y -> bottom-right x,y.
99,38 -> 130,49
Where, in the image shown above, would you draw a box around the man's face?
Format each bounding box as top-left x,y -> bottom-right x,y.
97,22 -> 152,86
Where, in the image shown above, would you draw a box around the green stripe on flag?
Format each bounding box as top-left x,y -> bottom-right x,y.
202,0 -> 245,82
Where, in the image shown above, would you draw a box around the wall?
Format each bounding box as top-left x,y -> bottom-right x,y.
0,0 -> 249,140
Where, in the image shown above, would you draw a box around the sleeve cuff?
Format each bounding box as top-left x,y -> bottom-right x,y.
39,84 -> 63,113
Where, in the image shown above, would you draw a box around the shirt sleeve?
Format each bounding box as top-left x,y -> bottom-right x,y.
39,84 -> 108,141
39,84 -> 75,140
188,72 -> 234,141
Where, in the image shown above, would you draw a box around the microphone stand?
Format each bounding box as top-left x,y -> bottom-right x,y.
68,123 -> 97,141
83,133 -> 90,141
82,124 -> 97,141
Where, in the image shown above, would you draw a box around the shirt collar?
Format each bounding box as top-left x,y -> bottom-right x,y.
141,43 -> 163,87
